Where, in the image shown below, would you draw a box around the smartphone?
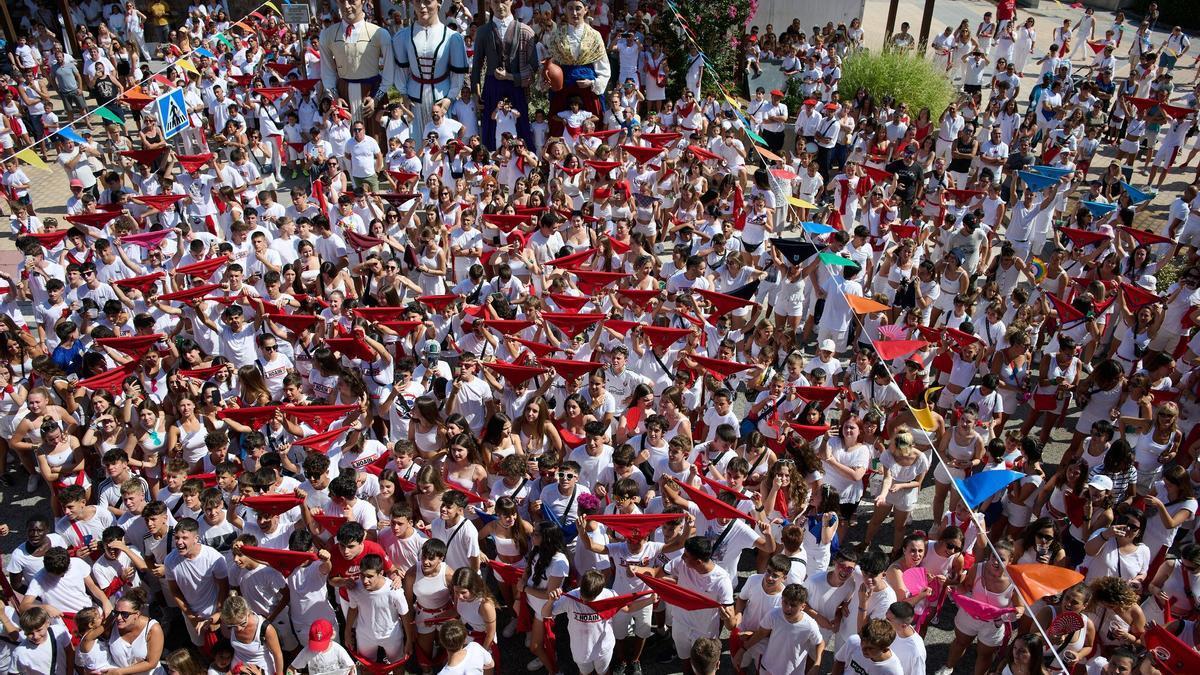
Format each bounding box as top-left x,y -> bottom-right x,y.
211,390 -> 221,406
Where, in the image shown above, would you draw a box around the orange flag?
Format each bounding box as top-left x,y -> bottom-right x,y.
1008,564 -> 1084,606
846,294 -> 889,314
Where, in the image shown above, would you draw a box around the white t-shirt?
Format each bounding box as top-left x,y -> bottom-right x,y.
291,642 -> 355,675
345,135 -> 381,179
835,635 -> 904,675
14,629 -> 72,675
25,557 -> 94,614
164,545 -> 230,615
759,607 -> 824,675
346,584 -> 409,641
436,642 -> 494,675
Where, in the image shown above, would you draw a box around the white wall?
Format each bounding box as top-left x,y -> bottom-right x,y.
749,0 -> 868,34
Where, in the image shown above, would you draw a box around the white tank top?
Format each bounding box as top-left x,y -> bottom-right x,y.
413,563 -> 451,612
108,619 -> 164,675
230,615 -> 274,674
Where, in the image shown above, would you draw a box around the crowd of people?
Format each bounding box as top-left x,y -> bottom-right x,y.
0,0 -> 1198,674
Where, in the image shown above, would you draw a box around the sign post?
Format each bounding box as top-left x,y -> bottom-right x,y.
156,88 -> 190,140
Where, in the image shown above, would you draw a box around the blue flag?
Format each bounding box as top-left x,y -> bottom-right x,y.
1031,165 -> 1074,178
1018,170 -> 1057,192
1079,200 -> 1118,218
954,470 -> 1024,510
802,222 -> 836,235
56,127 -> 88,144
1120,181 -> 1152,204
540,501 -> 578,543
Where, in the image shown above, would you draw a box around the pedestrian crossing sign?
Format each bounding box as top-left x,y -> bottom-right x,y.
157,88 -> 190,140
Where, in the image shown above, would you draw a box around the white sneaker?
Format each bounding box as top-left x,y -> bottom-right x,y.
526,658 -> 543,671
502,618 -> 516,638
934,667 -> 954,675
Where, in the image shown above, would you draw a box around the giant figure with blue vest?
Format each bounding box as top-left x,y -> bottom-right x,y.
392,0 -> 470,143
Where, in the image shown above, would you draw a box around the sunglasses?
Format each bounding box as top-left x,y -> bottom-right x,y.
557,472 -> 577,480
114,610 -> 137,619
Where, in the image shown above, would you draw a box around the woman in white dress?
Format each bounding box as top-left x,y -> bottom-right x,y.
108,589 -> 166,675
1014,17 -> 1038,75
521,522 -> 570,672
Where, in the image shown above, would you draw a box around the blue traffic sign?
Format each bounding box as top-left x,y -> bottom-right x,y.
156,88 -> 190,140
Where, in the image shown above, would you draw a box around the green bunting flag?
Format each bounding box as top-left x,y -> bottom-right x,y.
94,106 -> 124,124
819,252 -> 859,267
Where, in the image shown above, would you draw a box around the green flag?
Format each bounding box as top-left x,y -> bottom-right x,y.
742,123 -> 766,146
94,106 -> 124,124
819,252 -> 859,267
216,34 -> 235,51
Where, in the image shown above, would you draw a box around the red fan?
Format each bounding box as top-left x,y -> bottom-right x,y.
313,513 -> 348,536
543,312 -> 605,338
175,255 -> 230,280
96,333 -> 165,357
514,338 -> 559,358
1048,611 -> 1085,638
620,144 -> 665,164
282,404 -> 359,432
606,235 -> 631,254
216,406 -> 280,429
869,338 -> 927,362
688,144 -> 722,162
1119,281 -> 1162,308
482,319 -> 534,335
617,288 -> 662,310
539,358 -> 603,381
120,148 -> 167,166
266,313 -> 320,334
157,283 -> 222,303
788,423 -> 831,441
238,546 -> 317,576
112,272 -> 165,294
350,306 -> 409,322
1046,294 -> 1086,323
241,494 -> 304,517
416,295 -> 458,313
694,288 -> 757,317
289,78 -> 321,94
641,131 -> 683,147
1059,226 -> 1111,248
483,360 -> 548,387
64,211 -> 120,228
546,248 -> 598,270
547,293 -> 590,312
378,320 -> 423,337
131,193 -> 187,211
252,86 -> 292,102
75,362 -> 139,396
292,427 -> 349,454
570,590 -> 654,620
26,230 -> 70,249
178,365 -> 226,380
121,229 -> 173,249
344,231 -> 383,251
481,213 -> 534,232
794,386 -> 841,408
265,62 -> 297,78
174,153 -> 214,174
573,270 -> 630,292
324,337 -> 376,361
687,353 -> 753,379
669,478 -> 755,523
640,324 -> 692,349
585,513 -> 683,541
1117,226 -> 1174,247
186,472 -> 219,488
634,572 -> 721,610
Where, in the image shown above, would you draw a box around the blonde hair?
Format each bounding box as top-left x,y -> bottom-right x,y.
220,595 -> 250,626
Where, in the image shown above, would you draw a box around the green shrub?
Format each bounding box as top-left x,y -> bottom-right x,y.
651,0 -> 755,100
830,50 -> 956,119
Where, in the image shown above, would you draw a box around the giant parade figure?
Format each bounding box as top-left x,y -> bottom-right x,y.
393,0 -> 471,141
471,0 -> 537,149
318,0 -> 396,126
543,0 -> 610,137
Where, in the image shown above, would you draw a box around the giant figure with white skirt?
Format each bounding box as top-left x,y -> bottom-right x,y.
393,0 -> 470,142
318,0 -> 397,127
543,0 -> 610,137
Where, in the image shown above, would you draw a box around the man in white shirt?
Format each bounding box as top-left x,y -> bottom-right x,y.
429,491 -> 482,571
445,353 -> 493,434
344,122 -> 383,190
164,518 -> 230,647
760,89 -> 789,152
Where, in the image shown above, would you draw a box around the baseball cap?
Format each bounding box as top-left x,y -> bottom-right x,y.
803,98 -> 817,106
308,619 -> 333,652
770,89 -> 784,97
819,338 -> 836,353
69,179 -> 83,188
1086,474 -> 1113,492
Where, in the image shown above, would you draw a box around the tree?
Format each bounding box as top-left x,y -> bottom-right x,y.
650,0 -> 757,100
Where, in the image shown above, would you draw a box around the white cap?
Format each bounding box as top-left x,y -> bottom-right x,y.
1137,274 -> 1157,292
819,338 -> 837,353
1086,474 -> 1113,492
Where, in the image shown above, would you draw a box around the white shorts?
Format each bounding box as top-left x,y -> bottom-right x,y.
954,610 -> 1008,647
1178,222 -> 1200,248
1154,143 -> 1181,168
613,605 -> 653,640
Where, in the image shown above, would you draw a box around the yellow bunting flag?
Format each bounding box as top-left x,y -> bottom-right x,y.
724,94 -> 743,111
787,196 -> 818,209
263,1 -> 281,14
176,58 -> 199,75
913,406 -> 938,432
15,148 -> 47,170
